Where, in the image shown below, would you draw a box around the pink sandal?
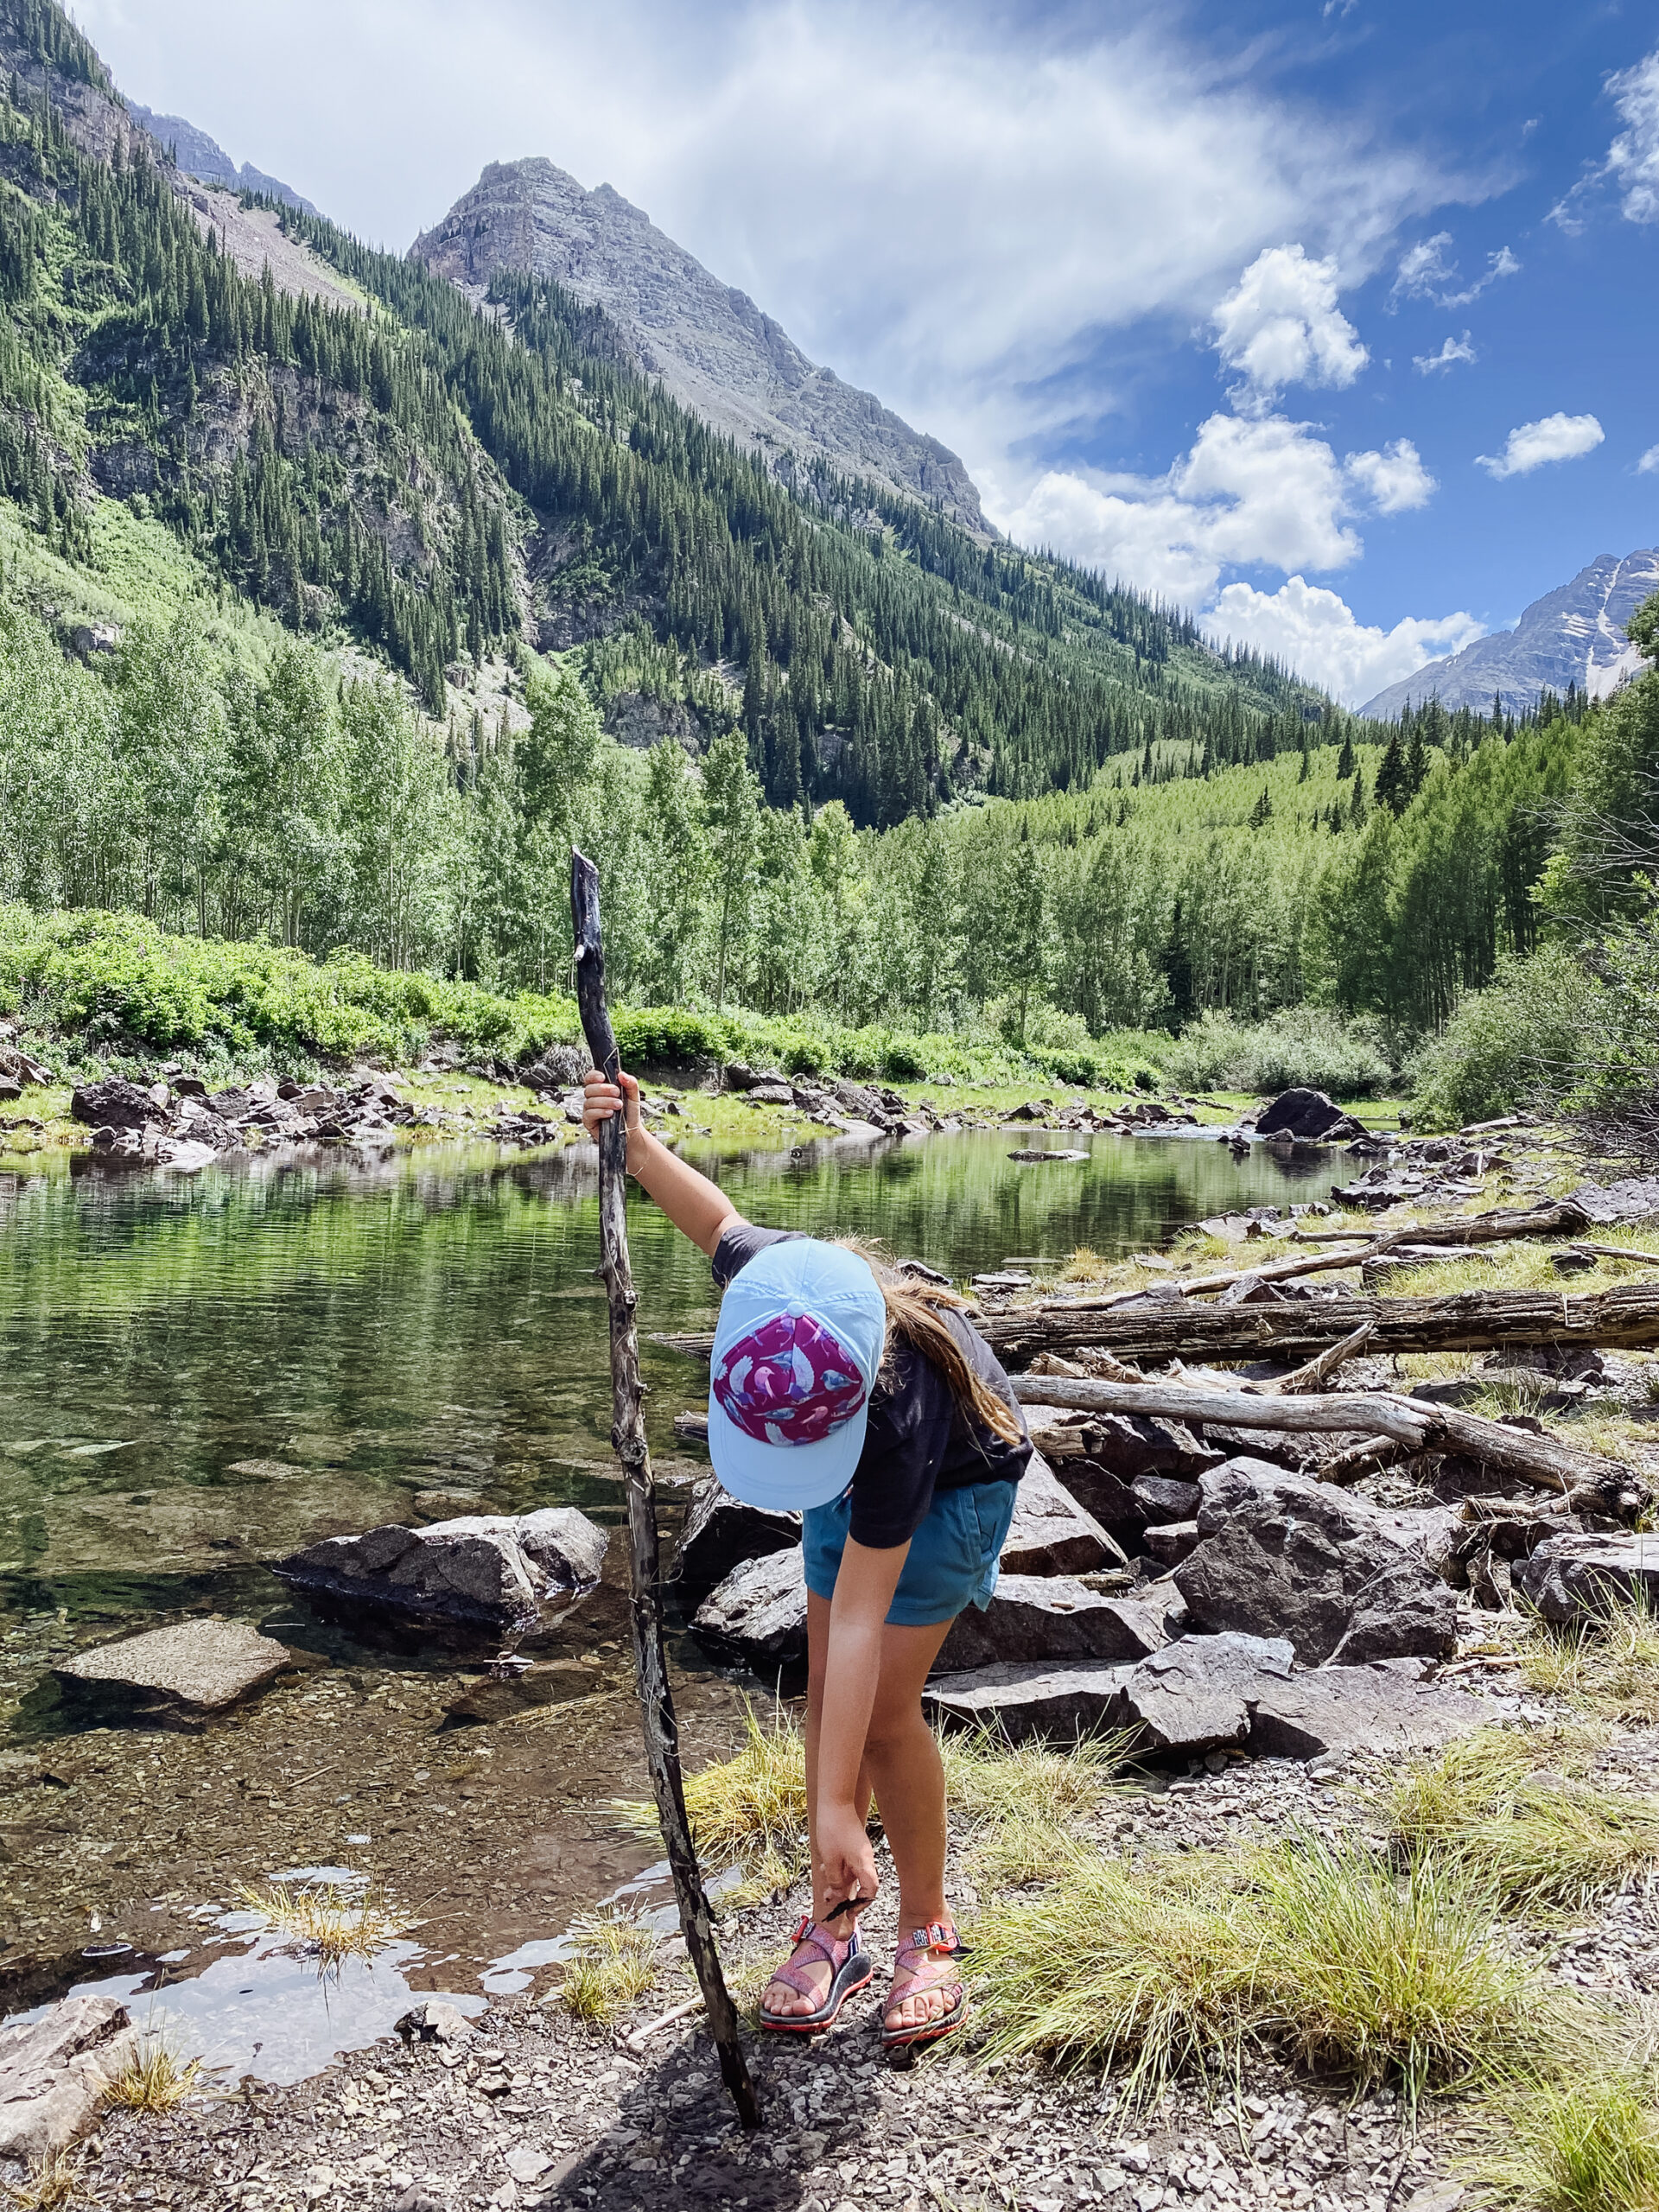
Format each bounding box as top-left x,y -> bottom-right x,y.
758,1914 -> 874,2035
882,1920 -> 970,2050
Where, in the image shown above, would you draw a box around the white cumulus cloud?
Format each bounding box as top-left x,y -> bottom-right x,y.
1211,245 -> 1368,410
1211,577 -> 1483,707
1343,440 -> 1436,512
1477,412 -> 1605,480
1001,418 -> 1432,607
1637,445 -> 1659,474
1414,332 -> 1477,374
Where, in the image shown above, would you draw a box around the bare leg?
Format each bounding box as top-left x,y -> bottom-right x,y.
763,1596 -> 957,2022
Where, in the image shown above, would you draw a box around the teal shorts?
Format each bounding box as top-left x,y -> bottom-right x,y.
802,1477 -> 1020,1628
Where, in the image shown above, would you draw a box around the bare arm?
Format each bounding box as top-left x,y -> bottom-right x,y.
813,1536 -> 909,1916
582,1070 -> 741,1256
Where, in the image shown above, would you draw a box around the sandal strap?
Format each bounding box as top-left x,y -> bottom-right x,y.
895,1920 -> 963,1965
766,1915 -> 857,1998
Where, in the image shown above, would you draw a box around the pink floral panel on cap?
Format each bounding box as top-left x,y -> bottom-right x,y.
711,1312 -> 869,1447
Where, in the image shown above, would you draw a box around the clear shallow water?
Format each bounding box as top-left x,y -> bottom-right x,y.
1,1125 -> 1345,2071
0,1127 -> 1344,1637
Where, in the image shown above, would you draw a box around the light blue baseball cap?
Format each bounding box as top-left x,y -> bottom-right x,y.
707,1239 -> 887,1512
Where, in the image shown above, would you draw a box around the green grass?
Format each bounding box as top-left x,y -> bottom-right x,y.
969,1832 -> 1541,2113
1473,2069 -> 1659,2212
1378,1728 -> 1659,1913
557,1910 -> 659,2023
1521,1604 -> 1659,1726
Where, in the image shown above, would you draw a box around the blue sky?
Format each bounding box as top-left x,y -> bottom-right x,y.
73,0 -> 1658,702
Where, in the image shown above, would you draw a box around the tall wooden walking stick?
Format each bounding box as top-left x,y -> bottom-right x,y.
570,848 -> 762,2130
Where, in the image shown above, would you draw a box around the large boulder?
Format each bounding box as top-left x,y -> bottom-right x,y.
923,1660 -> 1135,1745
50,1618 -> 294,1730
933,1578 -> 1168,1672
925,1637 -> 1496,1758
1514,1533 -> 1659,1624
0,1997 -> 141,2160
1255,1089 -> 1349,1141
69,1077 -> 167,1131
1117,1632 -> 1294,1753
1173,1459 -> 1459,1665
692,1547 -> 808,1669
273,1506 -> 608,1630
1000,1453 -> 1124,1575
672,1478 -> 800,1610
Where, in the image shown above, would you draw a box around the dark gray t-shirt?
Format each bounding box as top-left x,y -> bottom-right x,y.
711,1223 -> 1032,1548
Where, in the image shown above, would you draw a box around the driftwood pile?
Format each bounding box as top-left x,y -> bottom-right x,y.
666,1191 -> 1659,1754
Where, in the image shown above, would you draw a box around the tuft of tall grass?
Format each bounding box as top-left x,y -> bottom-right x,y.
1380,1728 -> 1659,1912
239,1881 -> 406,1969
1,2149 -> 83,2211
104,2036 -> 203,2113
943,1724 -> 1133,1829
1521,1601 -> 1659,1726
969,1831 -> 1538,2112
557,1911 -> 659,2024
1473,2068 -> 1659,2212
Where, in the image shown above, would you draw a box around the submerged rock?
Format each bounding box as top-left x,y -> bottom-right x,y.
933,1576 -> 1169,1672
274,1507 -> 607,1630
672,1477 -> 800,1610
1514,1532 -> 1659,1624
50,1618 -> 295,1728
1173,1458 -> 1459,1665
692,1547 -> 807,1669
0,1996 -> 141,2159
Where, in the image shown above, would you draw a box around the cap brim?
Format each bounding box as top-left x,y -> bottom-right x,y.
705,1388 -> 869,1513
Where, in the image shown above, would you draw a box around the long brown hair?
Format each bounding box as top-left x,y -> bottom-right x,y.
836,1238 -> 1024,1448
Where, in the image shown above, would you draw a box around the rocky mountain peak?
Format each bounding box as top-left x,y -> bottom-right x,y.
410,156 -> 988,536
1361,549 -> 1659,719
126,103 -> 318,218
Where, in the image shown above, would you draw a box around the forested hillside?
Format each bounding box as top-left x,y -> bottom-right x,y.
0,0 -> 1643,1115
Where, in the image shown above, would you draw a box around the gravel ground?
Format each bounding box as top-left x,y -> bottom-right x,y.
83,1670 -> 1645,2212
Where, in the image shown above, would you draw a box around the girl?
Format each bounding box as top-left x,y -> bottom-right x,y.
583,1068 -> 1032,2050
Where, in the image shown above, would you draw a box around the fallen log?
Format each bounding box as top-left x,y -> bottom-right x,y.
1007,1375 -> 1645,1519
659,1281 -> 1659,1369
1292,1201 -> 1587,1249
981,1282 -> 1659,1367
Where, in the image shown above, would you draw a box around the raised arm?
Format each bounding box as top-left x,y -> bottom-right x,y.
582,1070 -> 741,1255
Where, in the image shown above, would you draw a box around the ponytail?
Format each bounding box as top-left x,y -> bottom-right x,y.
836,1239 -> 1024,1448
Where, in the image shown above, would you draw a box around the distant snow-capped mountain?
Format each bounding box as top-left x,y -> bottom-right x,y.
1361,549 -> 1659,720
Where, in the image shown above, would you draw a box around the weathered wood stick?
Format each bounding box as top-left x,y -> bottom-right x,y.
658,1282 -> 1659,1367
1291,1201 -> 1588,1249
570,849 -> 760,2131
1007,1374 -> 1644,1516
1267,1321 -> 1376,1396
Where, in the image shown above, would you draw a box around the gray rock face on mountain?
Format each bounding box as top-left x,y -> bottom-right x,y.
127,103 -> 318,215
410,158 -> 987,533
1361,550 -> 1659,719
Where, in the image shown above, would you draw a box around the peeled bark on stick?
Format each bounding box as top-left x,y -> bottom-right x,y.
570,848 -> 760,2131
1008,1374 -> 1645,1518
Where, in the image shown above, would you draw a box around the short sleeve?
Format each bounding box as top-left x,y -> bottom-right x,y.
846,1342 -> 955,1548
710,1221 -> 804,1288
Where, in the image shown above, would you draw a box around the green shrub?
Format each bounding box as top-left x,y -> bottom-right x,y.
1409,945 -> 1599,1130
1165,1007 -> 1395,1098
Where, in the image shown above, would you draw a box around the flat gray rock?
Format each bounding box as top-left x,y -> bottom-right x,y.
933,1577 -> 1169,1673
1119,1631 -> 1294,1753
1514,1532 -> 1659,1624
274,1507 -> 607,1630
672,1477 -> 799,1609
924,1660 -> 1135,1744
51,1618 -> 294,1727
1001,1452 -> 1124,1575
1248,1664 -> 1497,1759
692,1547 -> 807,1669
0,1996 -> 141,2159
1173,1458 -> 1459,1665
